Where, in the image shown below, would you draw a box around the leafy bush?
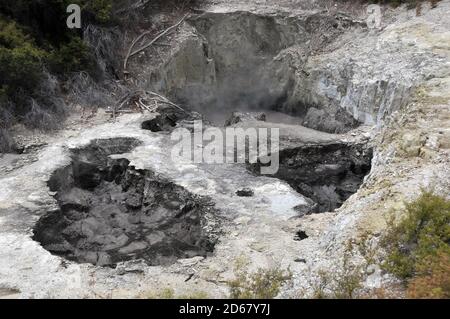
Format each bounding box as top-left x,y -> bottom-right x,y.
0,0 -> 116,78
47,37 -> 94,75
0,0 -> 115,137
382,191 -> 450,278
0,19 -> 45,100
228,258 -> 292,299
382,191 -> 450,297
76,0 -> 114,24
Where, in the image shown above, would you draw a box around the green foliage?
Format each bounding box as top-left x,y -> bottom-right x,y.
0,0 -> 115,134
47,36 -> 94,75
228,258 -> 292,299
0,0 -> 115,32
0,0 -> 115,77
310,268 -> 364,299
382,191 -> 450,280
309,191 -> 450,299
332,256 -> 364,298
76,0 -> 114,24
0,19 -> 45,99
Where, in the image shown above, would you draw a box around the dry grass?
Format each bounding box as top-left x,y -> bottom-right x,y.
227,257 -> 292,299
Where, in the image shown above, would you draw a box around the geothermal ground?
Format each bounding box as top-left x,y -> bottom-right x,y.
0,0 -> 449,298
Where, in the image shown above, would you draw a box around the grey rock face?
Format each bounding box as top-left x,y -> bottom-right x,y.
302,107 -> 356,133
141,8 -> 448,132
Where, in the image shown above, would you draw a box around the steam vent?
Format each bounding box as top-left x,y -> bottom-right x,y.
0,0 -> 449,300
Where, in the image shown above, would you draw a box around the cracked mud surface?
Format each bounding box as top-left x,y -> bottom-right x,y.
33,138 -> 217,266
251,142 -> 373,213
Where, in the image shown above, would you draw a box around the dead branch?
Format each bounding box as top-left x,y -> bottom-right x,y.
123,30 -> 152,71
123,14 -> 189,71
112,90 -> 188,117
145,91 -> 187,113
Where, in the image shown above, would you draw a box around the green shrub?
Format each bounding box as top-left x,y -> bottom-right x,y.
0,0 -> 115,134
48,36 -> 95,75
382,191 -> 450,280
228,258 -> 292,299
310,191 -> 450,299
0,0 -> 115,78
0,0 -> 115,31
0,19 -> 45,99
76,0 -> 114,24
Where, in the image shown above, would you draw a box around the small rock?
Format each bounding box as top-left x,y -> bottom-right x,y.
116,260 -> 147,275
178,256 -> 204,266
294,230 -> 308,241
302,107 -> 349,133
97,252 -> 112,266
294,258 -> 307,263
236,188 -> 254,197
399,132 -> 425,157
225,112 -> 266,126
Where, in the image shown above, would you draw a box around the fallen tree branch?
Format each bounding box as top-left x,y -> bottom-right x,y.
145,91 -> 187,113
112,90 -> 188,116
123,14 -> 189,71
123,30 -> 152,71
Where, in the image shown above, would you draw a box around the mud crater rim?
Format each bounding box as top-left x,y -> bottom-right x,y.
33,137 -> 218,267
250,141 -> 373,214
151,9 -> 375,213
148,11 -> 362,133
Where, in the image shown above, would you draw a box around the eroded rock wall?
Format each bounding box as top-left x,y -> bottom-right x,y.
138,7 -> 447,132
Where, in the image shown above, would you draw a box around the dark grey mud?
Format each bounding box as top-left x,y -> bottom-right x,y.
33,138 -> 217,266
251,142 -> 373,214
